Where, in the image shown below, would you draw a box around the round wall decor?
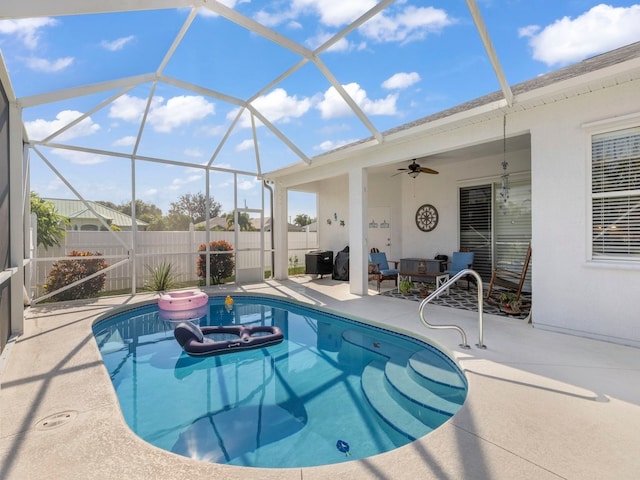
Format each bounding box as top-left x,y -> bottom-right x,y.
415,204 -> 438,232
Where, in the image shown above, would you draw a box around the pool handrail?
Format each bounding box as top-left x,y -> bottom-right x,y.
417,269 -> 486,349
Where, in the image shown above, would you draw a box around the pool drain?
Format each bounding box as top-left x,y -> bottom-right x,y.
36,410 -> 78,430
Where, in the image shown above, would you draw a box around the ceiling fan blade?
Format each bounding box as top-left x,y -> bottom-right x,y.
419,167 -> 439,175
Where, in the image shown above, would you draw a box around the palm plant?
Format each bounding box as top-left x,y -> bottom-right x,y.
144,261 -> 178,292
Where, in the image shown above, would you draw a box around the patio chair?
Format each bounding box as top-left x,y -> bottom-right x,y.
369,251 -> 399,292
485,243 -> 532,302
444,251 -> 475,289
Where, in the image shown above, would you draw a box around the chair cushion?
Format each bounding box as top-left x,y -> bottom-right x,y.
369,252 -> 390,270
380,268 -> 399,276
447,252 -> 474,274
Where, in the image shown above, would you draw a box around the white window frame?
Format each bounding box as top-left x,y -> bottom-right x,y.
584,113 -> 640,262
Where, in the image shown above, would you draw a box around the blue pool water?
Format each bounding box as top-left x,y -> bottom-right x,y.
93,295 -> 467,468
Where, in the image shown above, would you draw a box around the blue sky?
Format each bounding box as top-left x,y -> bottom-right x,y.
2,1 -> 640,219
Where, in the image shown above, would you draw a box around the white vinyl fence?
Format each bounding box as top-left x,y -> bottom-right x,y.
30,229 -> 318,299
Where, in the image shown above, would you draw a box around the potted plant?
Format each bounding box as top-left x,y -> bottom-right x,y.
498,292 -> 521,314
418,282 -> 430,298
399,278 -> 414,295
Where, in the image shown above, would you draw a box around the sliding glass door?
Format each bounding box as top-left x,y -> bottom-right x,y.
459,179 -> 531,289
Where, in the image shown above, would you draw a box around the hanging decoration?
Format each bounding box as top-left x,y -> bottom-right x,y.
500,114 -> 510,204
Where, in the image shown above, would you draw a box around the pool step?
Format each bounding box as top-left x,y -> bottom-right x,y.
408,350 -> 467,393
361,360 -> 433,441
384,360 -> 457,427
347,329 -> 467,437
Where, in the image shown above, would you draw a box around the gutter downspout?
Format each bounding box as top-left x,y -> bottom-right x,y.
263,180 -> 275,279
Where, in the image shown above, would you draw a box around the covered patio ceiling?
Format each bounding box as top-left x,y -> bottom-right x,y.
1,1 -> 513,180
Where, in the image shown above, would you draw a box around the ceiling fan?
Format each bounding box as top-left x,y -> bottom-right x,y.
393,159 -> 439,178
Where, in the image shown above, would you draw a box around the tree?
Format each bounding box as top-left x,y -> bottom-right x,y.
30,192 -> 69,249
225,212 -> 255,231
168,192 -> 222,224
293,214 -> 314,227
196,240 -> 235,285
165,212 -> 192,231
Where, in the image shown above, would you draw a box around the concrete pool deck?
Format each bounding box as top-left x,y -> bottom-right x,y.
1,277 -> 639,479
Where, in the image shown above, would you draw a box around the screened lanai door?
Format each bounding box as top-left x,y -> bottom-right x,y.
459,178 -> 531,290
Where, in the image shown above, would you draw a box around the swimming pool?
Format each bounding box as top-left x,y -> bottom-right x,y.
93,295 -> 467,468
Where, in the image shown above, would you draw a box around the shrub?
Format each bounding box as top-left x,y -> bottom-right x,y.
44,250 -> 109,301
144,261 -> 178,292
196,240 -> 235,285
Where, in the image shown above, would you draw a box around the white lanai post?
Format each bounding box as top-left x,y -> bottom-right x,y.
272,180 -> 289,280
348,167 -> 368,296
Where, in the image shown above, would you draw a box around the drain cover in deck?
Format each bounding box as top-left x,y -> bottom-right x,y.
36,410 -> 78,430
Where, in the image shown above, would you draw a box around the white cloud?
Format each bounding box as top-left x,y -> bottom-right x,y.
109,94 -> 152,122
314,138 -> 355,151
255,2 -> 453,52
109,94 -> 214,133
0,17 -> 58,49
198,0 -> 241,17
198,124 -> 226,137
25,110 -> 100,141
231,88 -> 312,127
520,4 -> 640,66
305,31 -> 367,52
52,149 -> 106,165
292,0 -> 376,28
382,72 -> 421,90
359,6 -> 454,44
113,136 -> 136,147
184,148 -> 204,158
23,56 -> 74,73
101,35 -> 135,51
317,82 -> 397,119
148,96 -> 215,133
235,139 -> 255,152
237,179 -> 258,191
256,0 -> 374,28
169,173 -> 203,190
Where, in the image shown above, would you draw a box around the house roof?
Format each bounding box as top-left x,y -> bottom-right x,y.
194,217 -> 228,230
45,198 -> 148,228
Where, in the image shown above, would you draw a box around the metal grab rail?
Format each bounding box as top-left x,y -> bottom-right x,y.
418,268 -> 486,349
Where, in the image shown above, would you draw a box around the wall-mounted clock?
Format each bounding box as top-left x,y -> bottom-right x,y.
415,204 -> 438,232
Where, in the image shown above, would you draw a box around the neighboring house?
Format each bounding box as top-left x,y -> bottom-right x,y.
45,198 -> 148,231
194,217 -> 229,230
250,218 -> 304,232
267,41 -> 640,348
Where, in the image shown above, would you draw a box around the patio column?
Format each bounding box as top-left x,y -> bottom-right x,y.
348,167 -> 368,295
9,101 -> 24,333
272,179 -> 289,280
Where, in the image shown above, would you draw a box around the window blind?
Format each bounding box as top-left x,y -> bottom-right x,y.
592,126 -> 640,258
459,185 -> 491,280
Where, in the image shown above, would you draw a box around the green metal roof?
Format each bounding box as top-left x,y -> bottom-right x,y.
45,198 -> 148,227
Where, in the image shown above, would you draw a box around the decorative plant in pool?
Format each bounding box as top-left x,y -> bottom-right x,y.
44,250 -> 109,301
197,240 -> 235,284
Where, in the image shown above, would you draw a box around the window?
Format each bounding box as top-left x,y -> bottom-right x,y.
591,126 -> 640,259
459,185 -> 491,279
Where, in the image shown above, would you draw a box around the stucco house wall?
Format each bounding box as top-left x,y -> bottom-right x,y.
528,80 -> 640,346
